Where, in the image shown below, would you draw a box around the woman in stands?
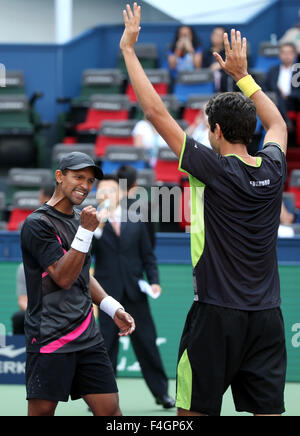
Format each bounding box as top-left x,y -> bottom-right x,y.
167,25 -> 202,79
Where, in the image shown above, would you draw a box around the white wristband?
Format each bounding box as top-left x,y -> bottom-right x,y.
100,296 -> 124,319
71,225 -> 94,253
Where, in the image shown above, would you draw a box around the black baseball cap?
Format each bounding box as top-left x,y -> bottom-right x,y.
58,152 -> 103,180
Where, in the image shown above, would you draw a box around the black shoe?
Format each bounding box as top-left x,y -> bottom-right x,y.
155,395 -> 176,409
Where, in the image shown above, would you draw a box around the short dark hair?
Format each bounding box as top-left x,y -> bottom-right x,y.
211,26 -> 227,36
98,174 -> 119,185
205,92 -> 257,145
280,42 -> 297,53
116,165 -> 137,190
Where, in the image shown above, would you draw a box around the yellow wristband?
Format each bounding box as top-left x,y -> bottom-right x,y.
236,75 -> 261,98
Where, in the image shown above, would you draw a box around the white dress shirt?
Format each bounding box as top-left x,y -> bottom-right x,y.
277,65 -> 293,97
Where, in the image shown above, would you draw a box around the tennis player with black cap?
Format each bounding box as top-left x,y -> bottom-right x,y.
21,151 -> 135,416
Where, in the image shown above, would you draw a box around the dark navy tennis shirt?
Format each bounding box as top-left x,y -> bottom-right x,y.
179,135 -> 287,310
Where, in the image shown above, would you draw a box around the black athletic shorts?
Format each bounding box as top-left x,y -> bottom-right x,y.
176,302 -> 287,416
26,342 -> 118,402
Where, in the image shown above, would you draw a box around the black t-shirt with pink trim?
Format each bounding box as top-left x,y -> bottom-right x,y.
21,204 -> 102,353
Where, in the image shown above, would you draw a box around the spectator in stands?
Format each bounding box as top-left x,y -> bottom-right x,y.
280,9 -> 300,62
264,42 -> 300,128
132,118 -> 167,167
167,25 -> 202,80
116,165 -> 156,248
185,104 -> 212,148
203,26 -> 228,91
280,202 -> 300,225
11,181 -> 55,334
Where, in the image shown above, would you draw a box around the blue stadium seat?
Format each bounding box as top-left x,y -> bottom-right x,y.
174,69 -> 215,103
102,160 -> 147,174
283,192 -> 296,214
101,146 -> 148,175
254,42 -> 281,73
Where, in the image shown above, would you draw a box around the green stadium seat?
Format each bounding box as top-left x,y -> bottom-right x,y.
0,92 -> 47,170
0,70 -> 25,96
51,143 -> 97,171
118,43 -> 158,73
77,69 -> 125,102
6,168 -> 53,207
0,71 -> 43,129
0,95 -> 32,129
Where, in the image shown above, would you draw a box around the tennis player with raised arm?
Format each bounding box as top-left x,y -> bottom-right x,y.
120,3 -> 288,416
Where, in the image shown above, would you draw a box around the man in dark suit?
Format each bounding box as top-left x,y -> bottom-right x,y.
264,42 -> 300,126
92,174 -> 175,409
116,165 -> 156,249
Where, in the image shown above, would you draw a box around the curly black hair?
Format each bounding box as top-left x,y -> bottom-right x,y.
205,92 -> 257,145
